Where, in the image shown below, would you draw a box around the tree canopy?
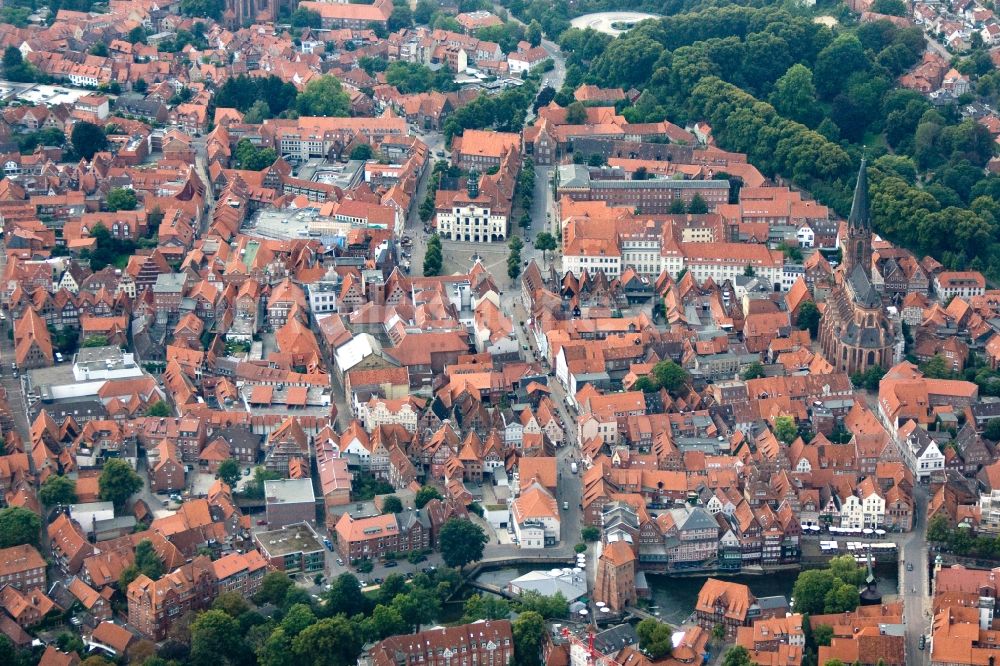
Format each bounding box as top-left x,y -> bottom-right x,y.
381,495 -> 404,514
71,121 -> 108,161
796,300 -> 820,337
3,46 -> 37,82
215,75 -> 299,117
385,61 -> 456,94
463,594 -> 512,622
291,7 -> 321,27
98,459 -> 143,508
512,611 -> 546,666
105,188 -> 138,212
350,144 -> 374,161
439,518 -> 488,568
791,555 -> 863,615
135,538 -> 165,580
741,361 -> 766,380
190,609 -> 241,665
0,507 -> 40,548
216,459 -> 241,489
179,0 -> 223,20
296,76 -> 351,117
423,234 -> 443,277
773,415 -> 799,445
414,485 -> 443,508
39,475 -> 77,506
636,619 -> 673,659
722,646 -> 753,666
235,139 -> 279,171
254,571 -> 294,606
145,400 -> 171,417
634,360 -> 689,395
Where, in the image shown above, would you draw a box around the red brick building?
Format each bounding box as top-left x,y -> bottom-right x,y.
334,511 -> 429,562
211,551 -> 268,598
593,540 -> 637,612
127,556 -> 217,641
0,545 -> 47,591
363,620 -> 513,666
150,439 -> 184,493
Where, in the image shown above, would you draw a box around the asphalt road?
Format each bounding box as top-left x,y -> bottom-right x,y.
900,483 -> 931,664
191,137 -> 216,236
0,243 -> 32,444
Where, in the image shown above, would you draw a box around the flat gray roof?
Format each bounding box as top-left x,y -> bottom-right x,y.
256,522 -> 324,557
264,478 -> 316,504
75,346 -> 126,364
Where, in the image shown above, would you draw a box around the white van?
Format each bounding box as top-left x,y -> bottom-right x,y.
570,462 -> 578,474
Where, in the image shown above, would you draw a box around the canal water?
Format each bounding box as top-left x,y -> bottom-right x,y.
646,563 -> 899,626
471,564 -> 899,627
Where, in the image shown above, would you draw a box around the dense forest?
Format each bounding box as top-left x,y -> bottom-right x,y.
512,0 -> 1000,277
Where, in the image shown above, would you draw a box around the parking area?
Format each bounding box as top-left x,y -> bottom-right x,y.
568,11 -> 662,36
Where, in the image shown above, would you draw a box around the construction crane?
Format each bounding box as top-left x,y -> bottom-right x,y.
559,627 -> 628,666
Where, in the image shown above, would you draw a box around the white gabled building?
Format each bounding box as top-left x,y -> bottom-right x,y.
562,215 -> 785,288
897,420 -> 945,481
510,482 -> 560,549
357,396 -> 422,433
435,151 -> 518,244
340,422 -> 373,469
857,478 -> 886,529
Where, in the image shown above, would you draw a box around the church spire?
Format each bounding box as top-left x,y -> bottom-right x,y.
848,156 -> 870,232
844,156 -> 873,278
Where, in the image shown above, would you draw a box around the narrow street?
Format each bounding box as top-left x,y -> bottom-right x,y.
506,290 -> 582,547
191,137 -> 216,236
0,243 -> 31,443
900,483 -> 931,665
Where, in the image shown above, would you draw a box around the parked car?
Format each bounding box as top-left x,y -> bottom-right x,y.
384,560 -> 398,568
336,558 -> 344,566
